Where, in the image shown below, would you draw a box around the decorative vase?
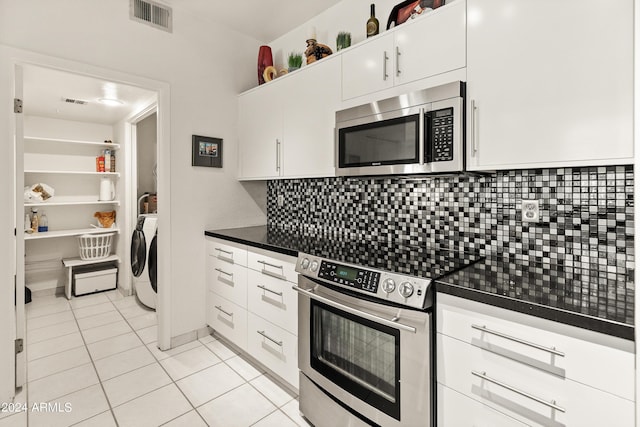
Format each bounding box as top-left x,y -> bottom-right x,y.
257,45 -> 273,85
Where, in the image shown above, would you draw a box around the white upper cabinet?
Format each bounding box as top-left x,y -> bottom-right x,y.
341,33 -> 395,101
282,58 -> 340,178
466,0 -> 634,170
238,82 -> 283,180
342,0 -> 466,101
238,57 -> 340,180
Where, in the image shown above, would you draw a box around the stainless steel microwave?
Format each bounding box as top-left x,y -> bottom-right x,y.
335,81 -> 465,176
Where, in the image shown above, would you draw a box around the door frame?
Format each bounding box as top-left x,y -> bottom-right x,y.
9,50 -> 173,394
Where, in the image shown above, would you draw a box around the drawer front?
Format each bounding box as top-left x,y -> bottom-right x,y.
437,333 -> 634,427
207,259 -> 248,308
247,249 -> 297,283
206,237 -> 248,267
247,312 -> 298,389
247,270 -> 298,335
437,383 -> 526,427
207,292 -> 247,351
436,293 -> 634,400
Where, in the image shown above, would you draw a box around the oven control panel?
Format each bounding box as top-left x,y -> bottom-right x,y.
295,252 -> 432,309
317,262 -> 381,294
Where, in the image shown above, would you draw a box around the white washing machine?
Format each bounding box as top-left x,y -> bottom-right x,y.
131,214 -> 158,309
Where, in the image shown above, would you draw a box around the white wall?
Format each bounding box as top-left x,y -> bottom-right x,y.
0,0 -> 267,344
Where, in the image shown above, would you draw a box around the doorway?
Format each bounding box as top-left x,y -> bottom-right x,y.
10,56 -> 171,402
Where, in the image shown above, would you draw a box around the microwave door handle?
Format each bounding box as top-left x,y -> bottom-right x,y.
292,285 -> 417,333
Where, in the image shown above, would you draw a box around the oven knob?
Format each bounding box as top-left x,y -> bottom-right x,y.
398,282 -> 414,298
310,260 -> 319,272
301,258 -> 310,270
382,279 -> 396,294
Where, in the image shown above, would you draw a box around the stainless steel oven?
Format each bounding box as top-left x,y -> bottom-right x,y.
294,252 -> 434,427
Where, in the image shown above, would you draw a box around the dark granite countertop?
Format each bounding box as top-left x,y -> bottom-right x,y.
205,225 -> 634,340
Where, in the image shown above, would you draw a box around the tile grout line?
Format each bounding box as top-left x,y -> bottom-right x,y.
67,296 -> 121,427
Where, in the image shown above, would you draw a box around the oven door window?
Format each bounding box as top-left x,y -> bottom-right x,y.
311,300 -> 401,420
338,114 -> 419,168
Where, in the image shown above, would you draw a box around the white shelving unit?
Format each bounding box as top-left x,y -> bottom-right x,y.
24,227 -> 119,240
22,127 -> 122,296
25,136 -> 121,150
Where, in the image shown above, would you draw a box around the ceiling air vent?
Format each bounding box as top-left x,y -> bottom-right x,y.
61,97 -> 88,105
130,0 -> 172,33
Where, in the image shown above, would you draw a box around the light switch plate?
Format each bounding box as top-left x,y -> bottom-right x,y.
521,199 -> 540,222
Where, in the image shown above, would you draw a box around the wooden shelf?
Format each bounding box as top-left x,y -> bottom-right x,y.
24,170 -> 120,177
24,197 -> 120,207
24,227 -> 119,240
24,136 -> 120,150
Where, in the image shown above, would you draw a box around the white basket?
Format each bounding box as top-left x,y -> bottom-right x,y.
78,233 -> 114,260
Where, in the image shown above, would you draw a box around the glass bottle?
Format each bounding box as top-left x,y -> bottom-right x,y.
367,4 -> 379,38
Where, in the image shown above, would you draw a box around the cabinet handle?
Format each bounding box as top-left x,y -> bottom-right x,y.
471,371 -> 565,413
215,248 -> 234,263
257,284 -> 283,296
471,324 -> 565,357
382,51 -> 389,81
214,268 -> 233,279
257,330 -> 283,347
257,260 -> 286,280
275,139 -> 281,171
214,305 -> 233,317
470,99 -> 478,156
395,46 -> 401,77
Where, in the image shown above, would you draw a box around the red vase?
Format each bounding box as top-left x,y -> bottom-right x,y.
257,45 -> 273,85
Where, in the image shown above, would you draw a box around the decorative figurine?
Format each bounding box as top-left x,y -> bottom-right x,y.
304,26 -> 332,65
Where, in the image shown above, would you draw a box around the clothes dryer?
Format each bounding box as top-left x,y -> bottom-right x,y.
131,214 -> 158,309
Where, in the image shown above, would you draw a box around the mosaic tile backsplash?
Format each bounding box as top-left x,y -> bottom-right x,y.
267,165 -> 634,323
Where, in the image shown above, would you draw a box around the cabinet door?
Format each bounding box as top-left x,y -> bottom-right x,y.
282,58 -> 340,178
341,33 -> 395,100
394,0 -> 466,86
466,0 -> 633,170
238,82 -> 283,180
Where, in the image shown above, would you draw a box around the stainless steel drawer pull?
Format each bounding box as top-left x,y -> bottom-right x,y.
292,285 -> 416,333
471,324 -> 565,357
215,248 -> 234,263
257,284 -> 283,296
257,330 -> 283,347
214,268 -> 233,278
215,248 -> 233,255
257,260 -> 286,280
472,371 -> 565,413
258,260 -> 283,270
214,305 -> 233,317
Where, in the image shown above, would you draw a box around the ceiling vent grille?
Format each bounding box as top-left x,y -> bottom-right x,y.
61,97 -> 88,105
130,0 -> 172,33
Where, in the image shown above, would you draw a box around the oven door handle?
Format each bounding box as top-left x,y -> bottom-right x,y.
292,285 -> 417,333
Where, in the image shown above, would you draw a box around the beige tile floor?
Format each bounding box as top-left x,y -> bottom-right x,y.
0,291 -> 309,427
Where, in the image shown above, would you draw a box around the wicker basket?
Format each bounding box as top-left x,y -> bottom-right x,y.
78,233 -> 114,260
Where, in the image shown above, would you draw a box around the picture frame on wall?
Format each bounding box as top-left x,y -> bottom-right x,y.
192,135 -> 223,168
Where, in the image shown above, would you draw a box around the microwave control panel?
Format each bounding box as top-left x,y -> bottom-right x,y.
430,107 -> 454,162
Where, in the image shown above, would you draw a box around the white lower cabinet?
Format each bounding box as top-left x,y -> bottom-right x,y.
247,313 -> 299,389
247,270 -> 298,336
437,383 -> 526,427
205,236 -> 299,390
436,294 -> 635,426
208,292 -> 248,351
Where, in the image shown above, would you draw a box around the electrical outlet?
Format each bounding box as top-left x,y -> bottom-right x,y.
521,199 -> 540,222
277,194 -> 284,207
